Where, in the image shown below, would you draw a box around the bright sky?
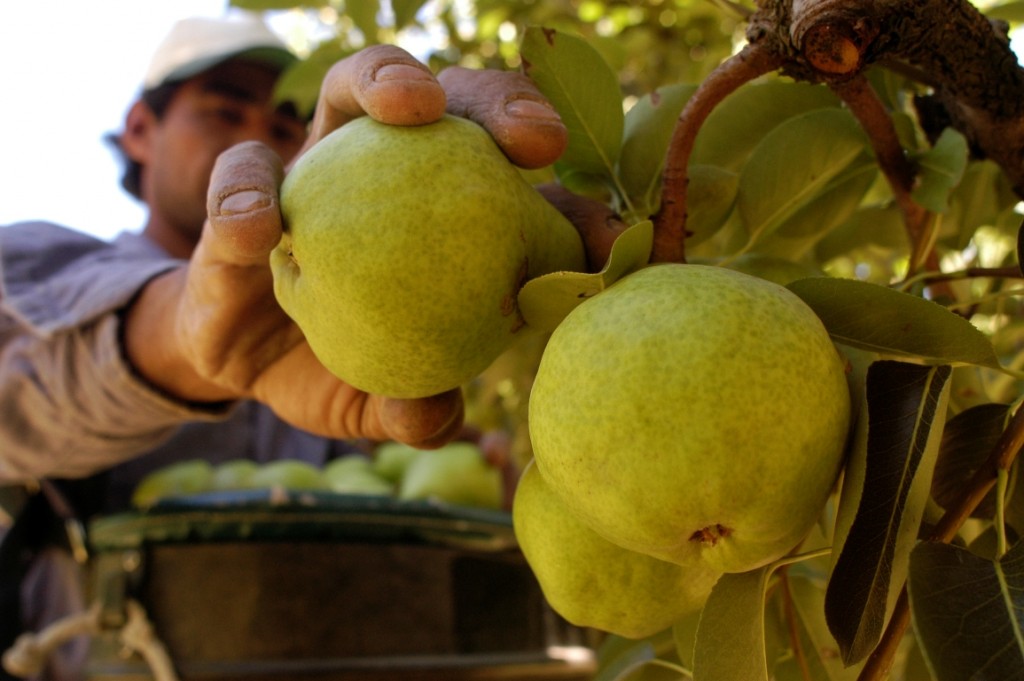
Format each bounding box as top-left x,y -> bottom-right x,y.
0,1 -> 265,241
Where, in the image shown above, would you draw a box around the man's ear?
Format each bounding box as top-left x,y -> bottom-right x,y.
120,100 -> 158,164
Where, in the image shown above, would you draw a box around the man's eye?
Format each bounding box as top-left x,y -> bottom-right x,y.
272,123 -> 305,144
216,107 -> 244,124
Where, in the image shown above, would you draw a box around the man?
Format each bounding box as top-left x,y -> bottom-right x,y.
0,12 -> 621,680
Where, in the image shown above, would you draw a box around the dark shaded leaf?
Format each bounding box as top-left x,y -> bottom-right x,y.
786,277 -> 1001,369
692,568 -> 772,681
825,361 -> 952,664
932,403 -> 1013,517
909,540 -> 1024,681
520,27 -> 624,180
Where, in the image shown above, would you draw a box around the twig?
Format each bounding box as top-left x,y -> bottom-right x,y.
900,265 -> 1024,289
827,78 -> 927,258
780,570 -> 815,681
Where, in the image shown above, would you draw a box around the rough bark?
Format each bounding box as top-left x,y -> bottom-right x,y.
755,0 -> 1024,194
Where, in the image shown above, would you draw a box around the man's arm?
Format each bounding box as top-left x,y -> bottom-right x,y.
0,224 -> 233,481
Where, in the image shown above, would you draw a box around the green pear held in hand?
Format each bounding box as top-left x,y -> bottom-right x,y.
529,264 -> 851,574
513,462 -> 721,639
272,115 -> 586,398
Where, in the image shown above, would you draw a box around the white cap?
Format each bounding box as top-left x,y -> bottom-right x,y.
143,13 -> 297,90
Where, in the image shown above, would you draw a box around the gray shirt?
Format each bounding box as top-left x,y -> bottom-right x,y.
0,221 -> 356,512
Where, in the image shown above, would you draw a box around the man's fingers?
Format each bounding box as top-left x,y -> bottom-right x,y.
536,183 -> 629,272
205,141 -> 286,265
302,44 -> 447,155
438,66 -> 567,169
377,389 -> 465,449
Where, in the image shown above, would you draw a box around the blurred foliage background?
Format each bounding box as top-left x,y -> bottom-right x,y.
229,0 -> 1024,118
232,0 -> 748,116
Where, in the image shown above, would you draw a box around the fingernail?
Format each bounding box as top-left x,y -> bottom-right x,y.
219,190 -> 271,216
505,98 -> 561,121
374,63 -> 434,83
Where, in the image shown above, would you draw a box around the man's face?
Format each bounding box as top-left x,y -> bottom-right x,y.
141,60 -> 308,247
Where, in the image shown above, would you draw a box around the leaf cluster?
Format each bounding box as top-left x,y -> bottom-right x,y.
511,12 -> 1024,681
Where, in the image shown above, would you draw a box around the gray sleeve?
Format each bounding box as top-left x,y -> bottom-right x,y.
0,223 -> 233,482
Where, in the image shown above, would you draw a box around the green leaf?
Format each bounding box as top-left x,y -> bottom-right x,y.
903,636 -> 939,681
911,128 -> 969,213
691,81 -> 841,171
391,0 -> 426,28
518,220 -> 653,333
753,160 -> 877,260
671,610 -> 703,670
618,84 -> 698,220
814,205 -> 910,263
786,277 -> 1001,369
684,165 -> 740,248
595,628 -> 686,680
594,639 -> 659,681
932,403 -> 1013,518
943,160 -> 1018,250
692,568 -> 773,681
780,575 -> 861,681
982,0 -> 1024,23
520,27 -> 625,181
738,109 -> 868,244
274,41 -> 352,119
347,0 -> 382,41
771,159 -> 877,239
909,540 -> 1024,681
825,361 -> 952,664
231,0 -> 329,8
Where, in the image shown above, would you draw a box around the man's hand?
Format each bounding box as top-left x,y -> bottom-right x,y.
124,45 -> 622,448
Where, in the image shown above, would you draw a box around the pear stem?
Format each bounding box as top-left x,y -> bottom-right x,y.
652,42 -> 782,265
